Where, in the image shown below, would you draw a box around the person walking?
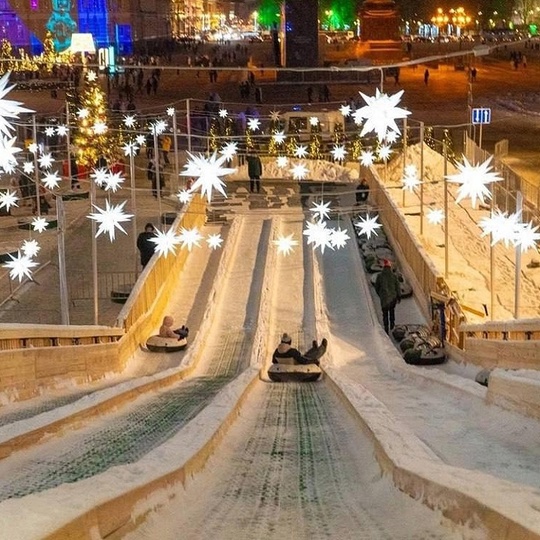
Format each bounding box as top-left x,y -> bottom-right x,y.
247,152 -> 262,193
424,68 -> 430,86
136,223 -> 157,268
356,178 -> 369,204
374,259 -> 401,334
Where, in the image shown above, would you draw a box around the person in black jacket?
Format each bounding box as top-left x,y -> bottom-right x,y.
272,333 -> 325,366
246,153 -> 262,193
137,223 -> 157,268
374,259 -> 401,334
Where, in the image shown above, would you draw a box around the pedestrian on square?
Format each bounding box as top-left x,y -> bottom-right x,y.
247,152 -> 262,193
374,259 -> 401,334
424,69 -> 429,85
356,178 -> 369,204
137,223 -> 157,268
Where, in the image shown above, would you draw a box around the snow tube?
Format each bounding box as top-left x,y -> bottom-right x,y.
146,335 -> 188,353
404,346 -> 446,365
268,363 -> 322,382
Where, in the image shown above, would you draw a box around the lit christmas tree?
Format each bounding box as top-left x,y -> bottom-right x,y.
209,118 -> 220,152
308,118 -> 323,159
349,129 -> 363,160
442,128 -> 456,164
0,39 -> 15,74
332,122 -> 345,146
42,31 -> 56,73
70,70 -> 118,167
424,126 -> 436,151
245,126 -> 255,152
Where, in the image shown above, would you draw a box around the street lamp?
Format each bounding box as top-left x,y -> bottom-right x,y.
450,7 -> 471,37
252,11 -> 258,32
431,8 -> 449,37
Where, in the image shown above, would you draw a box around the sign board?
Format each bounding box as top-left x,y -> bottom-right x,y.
472,107 -> 491,125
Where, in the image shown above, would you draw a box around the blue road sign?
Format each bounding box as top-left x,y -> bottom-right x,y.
472,107 -> 491,125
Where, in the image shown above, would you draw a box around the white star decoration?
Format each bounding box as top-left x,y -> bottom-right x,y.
21,239 -> 40,257
0,189 -> 18,211
177,189 -> 193,204
270,110 -> 281,122
0,72 -> 33,137
303,220 -> 334,253
402,165 -> 421,191
248,118 -> 260,131
309,116 -> 319,126
181,152 -> 235,202
330,226 -> 350,249
446,156 -> 503,208
167,107 -> 175,116
276,156 -> 288,168
290,163 -> 308,180
272,131 -> 286,144
179,227 -> 203,251
88,200 -> 133,241
3,251 -> 38,282
360,150 -> 375,167
32,216 -> 49,232
0,136 -> 21,171
77,108 -> 89,119
220,142 -> 238,160
123,142 -> 139,156
479,210 -> 520,247
135,134 -> 146,146
206,233 -> 223,250
91,167 -> 109,187
339,104 -> 351,117
354,214 -> 382,239
150,228 -> 181,258
294,145 -> 308,158
86,70 -> 97,82
331,145 -> 347,162
44,126 -> 55,137
102,171 -> 124,192
310,200 -> 332,222
355,89 -> 411,142
515,221 -> 540,252
124,115 -> 136,128
28,142 -> 38,154
22,161 -> 34,174
219,108 -> 228,118
38,152 -> 54,169
427,208 -> 445,225
56,125 -> 68,137
42,171 -> 61,189
93,121 -> 108,135
274,233 -> 298,255
377,145 -> 392,162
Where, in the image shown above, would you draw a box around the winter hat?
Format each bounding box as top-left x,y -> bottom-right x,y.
383,259 -> 392,267
281,333 -> 292,344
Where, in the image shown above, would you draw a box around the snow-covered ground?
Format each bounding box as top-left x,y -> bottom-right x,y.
0,167 -> 539,539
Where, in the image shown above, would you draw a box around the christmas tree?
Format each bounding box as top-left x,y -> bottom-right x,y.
70,70 -> 118,168
442,129 -> 457,164
349,130 -> 363,160
209,118 -> 220,152
308,118 -> 323,160
42,31 -> 56,73
0,39 -> 15,74
424,126 -> 436,151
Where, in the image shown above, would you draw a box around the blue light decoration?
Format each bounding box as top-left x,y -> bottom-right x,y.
46,0 -> 77,52
0,0 -> 33,49
115,24 -> 132,55
77,0 -> 108,47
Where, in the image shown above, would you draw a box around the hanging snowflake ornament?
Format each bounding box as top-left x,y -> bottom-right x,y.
206,233 -> 224,250
32,216 -> 49,233
355,89 -> 411,142
270,110 -> 281,122
339,104 -> 351,117
331,145 -> 347,162
44,126 -> 55,137
290,163 -> 308,180
219,108 -> 228,118
123,141 -> 139,156
102,171 -> 124,192
514,221 -> 540,253
124,115 -> 136,128
294,145 -> 308,159
0,189 -> 18,211
446,156 -> 503,208
276,156 -> 288,168
310,200 -> 332,222
479,210 -> 520,247
402,166 -> 421,192
177,189 -> 193,204
303,220 -> 335,253
220,142 -> 238,160
0,136 -> 21,171
178,227 -> 203,251
88,200 -> 133,242
90,167 -> 109,188
37,152 -> 54,169
166,107 -> 175,117
56,125 -> 68,137
180,151 -> 236,202
93,121 -> 108,135
22,161 -> 34,174
272,131 -> 286,144
21,239 -> 40,257
42,171 -> 61,189
3,251 -> 38,282
0,72 -> 33,137
150,228 -> 181,258
274,233 -> 298,255
377,144 -> 392,162
354,213 -> 382,239
330,226 -> 350,249
360,150 -> 375,167
427,208 -> 445,225
248,118 -> 260,131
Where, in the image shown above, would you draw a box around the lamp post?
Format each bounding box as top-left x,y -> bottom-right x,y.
431,8 -> 449,38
